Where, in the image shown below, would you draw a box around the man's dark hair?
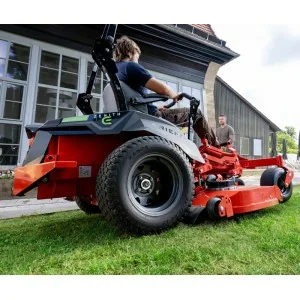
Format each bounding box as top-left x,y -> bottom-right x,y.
113,36 -> 141,62
219,114 -> 227,118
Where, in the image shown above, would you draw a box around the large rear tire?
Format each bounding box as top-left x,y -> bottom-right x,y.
260,167 -> 293,203
97,136 -> 194,235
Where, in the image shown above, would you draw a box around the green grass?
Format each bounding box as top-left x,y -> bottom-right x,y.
1,187 -> 300,275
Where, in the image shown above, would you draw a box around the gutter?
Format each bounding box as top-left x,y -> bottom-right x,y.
157,24 -> 240,64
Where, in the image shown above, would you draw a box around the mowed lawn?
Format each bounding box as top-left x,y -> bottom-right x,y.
1,186 -> 300,275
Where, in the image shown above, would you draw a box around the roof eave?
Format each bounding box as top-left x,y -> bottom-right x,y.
158,24 -> 240,64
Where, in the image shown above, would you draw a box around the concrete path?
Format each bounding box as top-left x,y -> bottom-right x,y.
0,198 -> 78,220
1,171 -> 299,220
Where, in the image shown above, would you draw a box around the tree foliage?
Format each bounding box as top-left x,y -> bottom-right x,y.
276,126 -> 298,154
283,126 -> 297,140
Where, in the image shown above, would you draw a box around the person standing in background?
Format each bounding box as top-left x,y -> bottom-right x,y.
216,114 -> 235,151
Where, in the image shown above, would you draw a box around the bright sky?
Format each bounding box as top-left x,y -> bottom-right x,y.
212,25 -> 300,138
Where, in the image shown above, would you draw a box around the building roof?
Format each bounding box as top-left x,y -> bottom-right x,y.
191,24 -> 216,37
161,24 -> 239,64
216,76 -> 281,132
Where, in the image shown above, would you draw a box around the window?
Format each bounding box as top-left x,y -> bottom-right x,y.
253,138 -> 262,156
0,123 -> 21,165
240,137 -> 250,155
149,70 -> 203,112
35,51 -> 79,123
0,39 -> 30,166
181,86 -> 200,107
86,62 -> 109,113
0,40 -> 29,121
0,39 -> 30,82
154,80 -> 178,108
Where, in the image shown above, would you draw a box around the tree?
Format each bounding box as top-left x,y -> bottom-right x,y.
283,126 -> 297,140
276,131 -> 298,154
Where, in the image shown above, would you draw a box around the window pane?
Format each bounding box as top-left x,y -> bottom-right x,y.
0,58 -> 5,77
5,84 -> 23,102
62,56 -> 78,73
254,139 -> 262,156
36,87 -> 57,106
59,91 -> 77,109
167,81 -> 178,92
240,138 -> 249,155
0,145 -> 19,165
87,76 -> 101,94
87,62 -> 101,94
58,108 -> 76,118
192,88 -> 201,100
60,72 -> 78,89
40,51 -> 59,69
0,40 -> 7,59
39,67 -> 59,86
9,43 -> 30,63
87,62 -> 93,75
0,123 -> 21,144
3,101 -> 22,119
87,62 -> 100,77
6,61 -> 28,81
35,105 -> 56,123
181,86 -> 192,108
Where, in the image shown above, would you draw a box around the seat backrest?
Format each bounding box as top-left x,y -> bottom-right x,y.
102,84 -> 118,113
102,81 -> 148,114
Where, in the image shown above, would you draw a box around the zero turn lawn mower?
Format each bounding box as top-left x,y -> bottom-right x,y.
12,25 -> 294,234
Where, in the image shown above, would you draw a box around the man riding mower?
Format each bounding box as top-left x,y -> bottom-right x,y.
12,25 -> 294,235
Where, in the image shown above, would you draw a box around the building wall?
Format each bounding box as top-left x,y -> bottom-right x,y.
0,30 -> 206,168
214,78 -> 270,159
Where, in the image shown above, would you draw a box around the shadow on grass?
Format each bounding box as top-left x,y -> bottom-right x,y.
192,201 -> 287,227
0,212 -> 131,255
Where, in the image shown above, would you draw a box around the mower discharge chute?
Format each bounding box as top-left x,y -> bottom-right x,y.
12,25 -> 294,234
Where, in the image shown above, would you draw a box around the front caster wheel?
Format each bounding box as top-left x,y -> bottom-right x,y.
260,167 -> 293,203
206,197 -> 222,220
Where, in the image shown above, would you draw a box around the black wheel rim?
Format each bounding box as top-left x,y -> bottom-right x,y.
277,176 -> 288,195
127,154 -> 183,216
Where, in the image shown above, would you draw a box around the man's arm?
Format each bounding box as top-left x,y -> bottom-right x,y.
228,126 -> 234,144
145,78 -> 180,100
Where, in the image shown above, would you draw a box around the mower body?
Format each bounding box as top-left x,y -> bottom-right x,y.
13,110 -> 203,199
13,111 -> 294,221
10,24 -> 295,233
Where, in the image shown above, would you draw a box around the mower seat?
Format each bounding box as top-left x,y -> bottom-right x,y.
103,82 -> 148,114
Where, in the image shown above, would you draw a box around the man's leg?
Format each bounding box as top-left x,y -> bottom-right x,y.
156,108 -> 219,147
193,110 -> 219,147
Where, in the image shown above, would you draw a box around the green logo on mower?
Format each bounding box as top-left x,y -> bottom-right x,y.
102,116 -> 112,125
62,115 -> 89,123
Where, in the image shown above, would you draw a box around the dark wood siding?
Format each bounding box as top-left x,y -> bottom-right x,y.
214,78 -> 271,159
0,24 -> 209,84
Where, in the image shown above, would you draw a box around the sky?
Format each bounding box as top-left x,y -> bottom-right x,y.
212,24 -> 300,139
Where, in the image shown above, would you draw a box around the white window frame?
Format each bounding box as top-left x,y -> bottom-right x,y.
149,70 -> 204,113
240,137 -> 250,156
0,33 -> 32,168
253,138 -> 262,156
33,49 -> 81,124
85,60 -> 106,113
0,30 -> 207,166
